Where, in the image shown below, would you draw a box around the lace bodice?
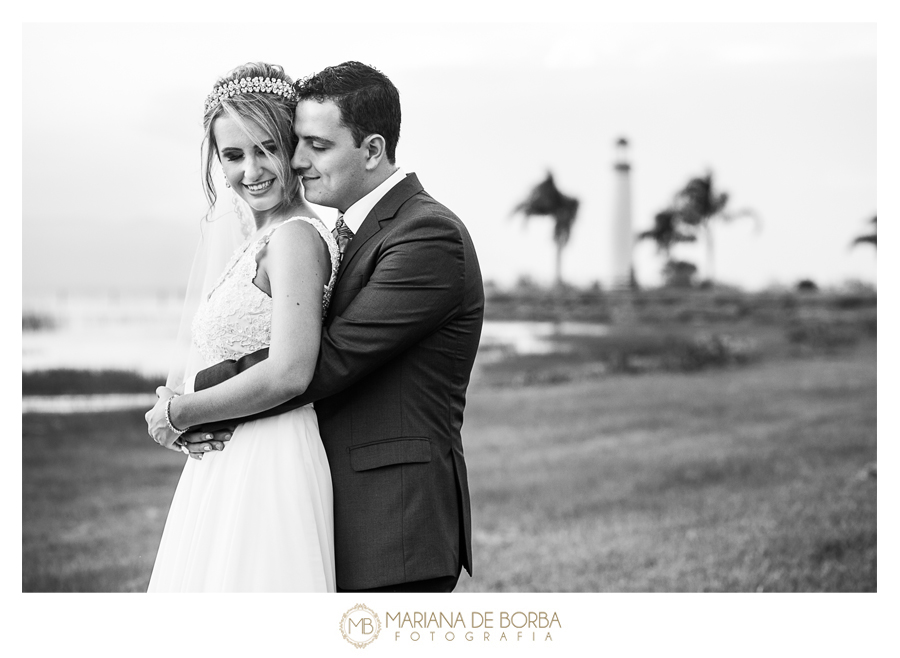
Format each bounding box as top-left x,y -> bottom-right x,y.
191,216 -> 340,366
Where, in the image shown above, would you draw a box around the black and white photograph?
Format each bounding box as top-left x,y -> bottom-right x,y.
15,10 -> 892,655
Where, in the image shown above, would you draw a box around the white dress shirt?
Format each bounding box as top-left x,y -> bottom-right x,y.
339,168 -> 407,233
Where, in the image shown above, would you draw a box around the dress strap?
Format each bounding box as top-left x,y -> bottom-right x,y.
251,217 -> 302,254
252,216 -> 338,268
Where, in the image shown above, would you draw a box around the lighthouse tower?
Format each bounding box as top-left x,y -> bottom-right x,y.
611,137 -> 634,290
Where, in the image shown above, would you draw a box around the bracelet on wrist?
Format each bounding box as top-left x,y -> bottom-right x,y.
165,395 -> 188,436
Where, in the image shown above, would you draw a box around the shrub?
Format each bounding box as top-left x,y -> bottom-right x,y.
786,320 -> 861,351
669,334 -> 761,372
663,260 -> 699,289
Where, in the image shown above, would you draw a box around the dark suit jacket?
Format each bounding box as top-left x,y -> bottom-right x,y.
193,173 -> 484,590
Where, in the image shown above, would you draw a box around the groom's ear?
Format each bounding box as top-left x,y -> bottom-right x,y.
363,134 -> 387,170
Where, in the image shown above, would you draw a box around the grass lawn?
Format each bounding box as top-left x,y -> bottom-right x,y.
22,344 -> 875,592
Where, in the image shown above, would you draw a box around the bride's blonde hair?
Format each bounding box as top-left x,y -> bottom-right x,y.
201,62 -> 302,214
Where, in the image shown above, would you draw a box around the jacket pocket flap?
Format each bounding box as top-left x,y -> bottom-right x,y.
349,438 -> 432,472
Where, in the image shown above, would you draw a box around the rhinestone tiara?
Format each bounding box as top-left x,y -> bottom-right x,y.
204,76 -> 298,113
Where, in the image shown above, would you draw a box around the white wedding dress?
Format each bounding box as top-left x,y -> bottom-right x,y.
148,216 -> 339,592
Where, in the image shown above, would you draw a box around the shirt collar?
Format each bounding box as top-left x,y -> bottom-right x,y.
340,168 -> 407,233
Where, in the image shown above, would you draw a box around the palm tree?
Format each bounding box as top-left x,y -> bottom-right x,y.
851,215 -> 877,248
512,172 -> 580,287
672,171 -> 759,282
637,207 -> 697,259
636,207 -> 699,288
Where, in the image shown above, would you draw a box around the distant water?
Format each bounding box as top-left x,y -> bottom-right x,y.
22,394 -> 159,414
476,320 -> 609,362
23,292 -> 184,377
22,293 -> 610,411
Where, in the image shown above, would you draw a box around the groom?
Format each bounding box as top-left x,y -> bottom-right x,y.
184,61 -> 484,593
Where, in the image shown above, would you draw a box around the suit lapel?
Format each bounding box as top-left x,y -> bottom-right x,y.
334,173 -> 425,286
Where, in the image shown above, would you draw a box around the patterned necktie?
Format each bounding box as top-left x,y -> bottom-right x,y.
332,214 -> 354,260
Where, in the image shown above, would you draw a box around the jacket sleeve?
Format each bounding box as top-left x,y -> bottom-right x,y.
191,212 -> 467,431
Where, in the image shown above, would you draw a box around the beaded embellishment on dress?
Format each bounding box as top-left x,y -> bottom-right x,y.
191,216 -> 340,366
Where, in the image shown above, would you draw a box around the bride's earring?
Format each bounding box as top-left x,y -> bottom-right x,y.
224,173 -> 231,189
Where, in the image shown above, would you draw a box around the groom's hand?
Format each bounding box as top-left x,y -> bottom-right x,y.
180,428 -> 234,460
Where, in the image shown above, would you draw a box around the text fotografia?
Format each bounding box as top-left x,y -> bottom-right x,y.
386,611 -> 561,642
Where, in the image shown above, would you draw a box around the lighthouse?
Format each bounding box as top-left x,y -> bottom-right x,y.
611,137 -> 634,290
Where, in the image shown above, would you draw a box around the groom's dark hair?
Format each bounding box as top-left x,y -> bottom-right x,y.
294,61 -> 401,164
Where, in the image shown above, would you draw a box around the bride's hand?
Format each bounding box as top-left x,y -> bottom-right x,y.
145,386 -> 183,450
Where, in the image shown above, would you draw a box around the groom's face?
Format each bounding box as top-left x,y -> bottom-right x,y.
291,99 -> 368,213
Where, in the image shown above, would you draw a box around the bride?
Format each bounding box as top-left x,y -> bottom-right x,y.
145,62 -> 339,592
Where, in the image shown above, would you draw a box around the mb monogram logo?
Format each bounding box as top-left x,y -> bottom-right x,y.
339,603 -> 382,648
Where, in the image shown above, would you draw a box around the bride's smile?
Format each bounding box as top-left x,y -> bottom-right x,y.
245,179 -> 274,193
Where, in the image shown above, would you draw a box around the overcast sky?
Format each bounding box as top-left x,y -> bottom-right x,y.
22,22 -> 876,295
